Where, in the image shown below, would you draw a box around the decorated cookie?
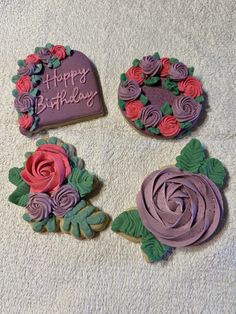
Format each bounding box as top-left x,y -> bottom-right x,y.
118,53 -> 204,139
12,44 -> 105,136
112,139 -> 226,263
8,137 -> 109,239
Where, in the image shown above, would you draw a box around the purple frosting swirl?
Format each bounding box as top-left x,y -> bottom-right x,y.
14,93 -> 35,112
169,62 -> 188,81
52,184 -> 80,217
140,55 -> 162,76
118,80 -> 141,101
37,48 -> 52,63
17,63 -> 35,76
140,106 -> 162,128
172,95 -> 202,122
26,193 -> 52,221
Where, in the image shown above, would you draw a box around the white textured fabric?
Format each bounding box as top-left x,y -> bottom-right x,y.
0,1 -> 235,313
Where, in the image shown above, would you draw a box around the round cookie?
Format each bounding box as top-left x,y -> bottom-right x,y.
12,44 -> 105,137
118,53 -> 204,139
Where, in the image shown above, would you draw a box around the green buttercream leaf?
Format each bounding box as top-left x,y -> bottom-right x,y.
195,95 -> 204,103
163,78 -> 179,95
169,58 -> 179,64
48,137 -> 57,144
134,119 -> 144,129
87,212 -> 106,225
111,209 -> 145,238
132,59 -> 140,67
12,89 -> 18,97
12,75 -> 20,83
147,127 -> 160,135
45,43 -> 53,48
31,75 -> 42,84
47,215 -> 57,232
199,158 -> 226,187
29,116 -> 39,132
153,52 -> 160,60
22,213 -> 33,222
65,46 -> 72,56
8,182 -> 29,207
180,121 -> 192,129
34,47 -> 40,53
141,231 -> 173,263
17,60 -> 26,67
30,88 -> 39,97
118,98 -> 126,110
68,168 -> 94,197
160,102 -> 173,115
139,94 -> 148,105
33,219 -> 48,232
144,76 -> 160,86
188,67 -> 194,76
52,58 -> 60,69
176,138 -> 205,173
72,222 -> 80,238
27,108 -> 34,116
120,73 -> 127,82
25,152 -> 33,159
34,63 -> 43,74
8,167 -> 23,186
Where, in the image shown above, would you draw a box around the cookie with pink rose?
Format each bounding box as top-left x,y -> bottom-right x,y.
8,137 -> 109,238
12,44 -> 105,137
112,139 -> 227,263
118,53 -> 204,139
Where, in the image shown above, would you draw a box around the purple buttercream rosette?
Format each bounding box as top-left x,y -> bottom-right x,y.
140,106 -> 162,128
172,95 -> 202,122
140,55 -> 162,76
14,93 -> 35,112
17,63 -> 35,76
26,193 -> 52,221
52,184 -> 80,217
118,80 -> 141,101
169,62 -> 188,81
37,48 -> 52,63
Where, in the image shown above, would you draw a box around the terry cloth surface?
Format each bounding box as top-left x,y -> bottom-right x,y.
0,0 -> 235,313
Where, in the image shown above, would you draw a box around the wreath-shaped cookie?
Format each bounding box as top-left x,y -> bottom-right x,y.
8,137 -> 109,239
12,43 -> 104,137
112,139 -> 226,262
118,53 -> 204,139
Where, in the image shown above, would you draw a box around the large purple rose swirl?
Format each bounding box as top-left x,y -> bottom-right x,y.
140,106 -> 162,128
52,184 -> 80,217
17,63 -> 36,76
27,193 -> 52,221
14,93 -> 35,112
37,48 -> 52,63
172,95 -> 202,122
169,62 -> 188,81
136,167 -> 223,247
140,55 -> 162,76
118,80 -> 141,101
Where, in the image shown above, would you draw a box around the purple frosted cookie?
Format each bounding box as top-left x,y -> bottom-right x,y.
12,44 -> 105,136
118,53 -> 204,139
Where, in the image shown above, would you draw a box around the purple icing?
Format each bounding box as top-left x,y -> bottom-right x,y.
140,55 -> 162,76
118,80 -> 141,101
172,95 -> 202,122
17,64 -> 35,76
52,184 -> 80,217
169,62 -> 188,81
140,105 -> 162,128
26,193 -> 52,221
136,167 -> 223,247
14,93 -> 35,112
37,48 -> 52,63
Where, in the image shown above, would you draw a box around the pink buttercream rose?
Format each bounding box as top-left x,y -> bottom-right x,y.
50,45 -> 66,60
16,76 -> 32,94
178,76 -> 203,98
20,144 -> 71,193
18,114 -> 34,129
25,54 -> 40,64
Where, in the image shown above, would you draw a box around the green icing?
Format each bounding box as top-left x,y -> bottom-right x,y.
139,94 -> 148,105
134,119 -> 144,129
22,213 -> 33,222
147,127 -> 160,135
8,167 -> 23,186
12,75 -> 20,83
29,116 -> 39,132
31,75 -> 41,84
180,121 -> 192,129
199,158 -> 226,187
24,214 -> 57,233
153,52 -> 160,60
111,209 -> 145,238
17,60 -> 26,67
120,73 -> 127,82
34,63 -> 43,74
30,88 -> 39,97
47,216 -> 57,232
34,47 -> 41,53
68,168 -> 94,197
141,231 -> 172,263
8,182 -> 29,207
188,67 -> 194,76
118,98 -> 126,110
132,59 -> 140,67
163,78 -> 179,95
25,152 -> 33,158
144,76 -> 160,86
33,218 -> 48,232
161,102 -> 173,115
36,139 -> 47,146
45,43 -> 53,48
12,89 -> 18,97
48,57 -> 60,69
169,58 -> 179,64
87,212 -> 106,225
48,137 -> 57,144
195,95 -> 204,103
65,46 -> 72,56
176,138 -> 205,173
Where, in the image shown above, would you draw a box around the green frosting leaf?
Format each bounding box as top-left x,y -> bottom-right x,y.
153,52 -> 160,60
31,75 -> 42,84
188,67 -> 194,76
30,88 -> 39,97
45,43 -> 53,48
33,218 -> 48,232
141,231 -> 172,263
52,58 -> 60,69
120,73 -> 127,82
34,63 -> 43,74
12,89 -> 18,97
163,78 -> 179,95
68,168 -> 94,197
195,95 -> 204,103
8,167 -> 23,186
180,121 -> 192,129
139,94 -> 148,105
36,139 -> 47,147
29,116 -> 39,132
8,182 -> 29,207
111,209 -> 145,238
118,98 -> 126,110
25,152 -> 33,158
160,102 -> 173,115
17,60 -> 26,67
176,138 -> 205,173
12,75 -> 20,83
34,47 -> 41,53
87,212 -> 106,225
47,215 -> 57,232
147,127 -> 160,135
134,119 -> 144,129
144,76 -> 160,86
132,59 -> 140,67
22,213 -> 33,222
65,45 -> 72,56
169,58 -> 179,64
199,158 -> 226,187
48,137 -> 57,144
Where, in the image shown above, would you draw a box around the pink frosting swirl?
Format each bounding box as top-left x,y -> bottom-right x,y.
17,64 -> 35,76
27,193 -> 52,221
140,106 -> 162,128
169,62 -> 188,81
52,184 -> 80,217
136,167 -> 223,247
140,55 -> 162,76
172,96 -> 202,122
118,80 -> 141,101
